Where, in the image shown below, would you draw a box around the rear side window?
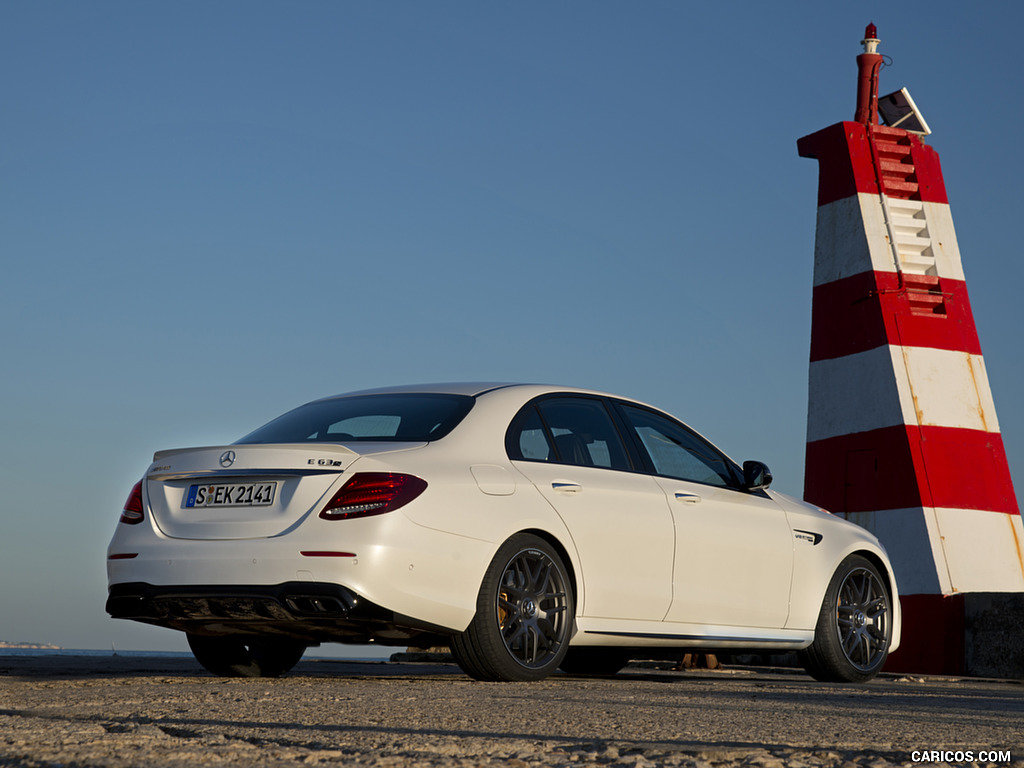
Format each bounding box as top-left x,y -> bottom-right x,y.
507,396 -> 630,471
236,394 -> 474,444
509,407 -> 555,461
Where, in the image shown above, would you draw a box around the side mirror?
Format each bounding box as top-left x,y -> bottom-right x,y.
743,460 -> 773,491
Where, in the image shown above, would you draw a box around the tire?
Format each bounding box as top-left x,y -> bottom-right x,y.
450,533 -> 574,682
559,647 -> 631,676
799,554 -> 893,682
186,634 -> 307,678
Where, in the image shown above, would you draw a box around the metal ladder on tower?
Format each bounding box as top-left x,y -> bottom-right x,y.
870,125 -> 947,316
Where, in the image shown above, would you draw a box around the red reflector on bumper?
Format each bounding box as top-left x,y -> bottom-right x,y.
108,553 -> 139,560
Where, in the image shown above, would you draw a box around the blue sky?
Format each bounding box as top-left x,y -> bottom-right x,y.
2,2 -> 1021,653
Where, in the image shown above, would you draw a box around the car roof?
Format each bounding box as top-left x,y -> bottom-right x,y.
325,382 -> 521,398
314,382 -> 624,401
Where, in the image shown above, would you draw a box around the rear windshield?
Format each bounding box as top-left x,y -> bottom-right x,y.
236,393 -> 474,444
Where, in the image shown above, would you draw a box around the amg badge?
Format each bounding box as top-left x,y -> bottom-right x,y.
794,529 -> 823,545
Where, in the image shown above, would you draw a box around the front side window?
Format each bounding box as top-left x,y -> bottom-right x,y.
507,396 -> 630,471
621,405 -> 737,487
236,394 -> 474,444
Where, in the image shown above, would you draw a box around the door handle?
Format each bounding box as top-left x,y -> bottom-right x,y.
674,492 -> 702,504
552,482 -> 582,494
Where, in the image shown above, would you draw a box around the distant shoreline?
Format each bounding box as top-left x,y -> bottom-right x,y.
0,647 -> 391,661
0,642 -> 61,650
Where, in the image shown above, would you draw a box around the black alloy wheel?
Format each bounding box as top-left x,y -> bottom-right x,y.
800,554 -> 892,682
450,533 -> 574,681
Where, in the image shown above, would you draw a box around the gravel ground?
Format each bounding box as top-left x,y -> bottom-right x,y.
1,655 -> 1022,767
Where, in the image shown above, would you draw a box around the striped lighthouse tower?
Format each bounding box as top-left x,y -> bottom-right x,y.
798,25 -> 1024,676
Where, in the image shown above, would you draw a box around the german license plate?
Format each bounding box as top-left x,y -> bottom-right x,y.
185,482 -> 277,508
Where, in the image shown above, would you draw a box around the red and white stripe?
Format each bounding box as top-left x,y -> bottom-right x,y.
798,122 -> 1023,623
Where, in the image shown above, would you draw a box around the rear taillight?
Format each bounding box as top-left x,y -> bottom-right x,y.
319,473 -> 427,520
120,480 -> 144,525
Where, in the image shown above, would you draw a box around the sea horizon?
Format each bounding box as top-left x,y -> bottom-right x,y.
0,646 -> 396,661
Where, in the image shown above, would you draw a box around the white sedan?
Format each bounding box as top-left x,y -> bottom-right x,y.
106,383 -> 900,682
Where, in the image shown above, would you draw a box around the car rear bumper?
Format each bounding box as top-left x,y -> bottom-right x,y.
106,510 -> 498,633
105,581 -> 452,646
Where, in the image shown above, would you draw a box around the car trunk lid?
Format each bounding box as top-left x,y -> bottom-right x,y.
143,442 -> 421,539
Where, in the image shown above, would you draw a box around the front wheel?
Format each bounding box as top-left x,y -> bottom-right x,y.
450,533 -> 574,681
799,554 -> 892,682
186,634 -> 307,678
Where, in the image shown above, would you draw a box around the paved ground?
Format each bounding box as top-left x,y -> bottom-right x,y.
1,654 -> 1022,767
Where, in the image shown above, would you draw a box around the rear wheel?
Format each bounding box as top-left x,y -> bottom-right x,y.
559,647 -> 631,676
799,555 -> 892,682
450,533 -> 574,681
186,634 -> 307,678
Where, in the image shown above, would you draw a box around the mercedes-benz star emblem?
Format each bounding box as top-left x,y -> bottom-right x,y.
219,450 -> 236,468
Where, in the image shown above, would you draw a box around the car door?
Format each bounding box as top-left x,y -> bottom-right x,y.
616,404 -> 794,629
507,396 -> 675,621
